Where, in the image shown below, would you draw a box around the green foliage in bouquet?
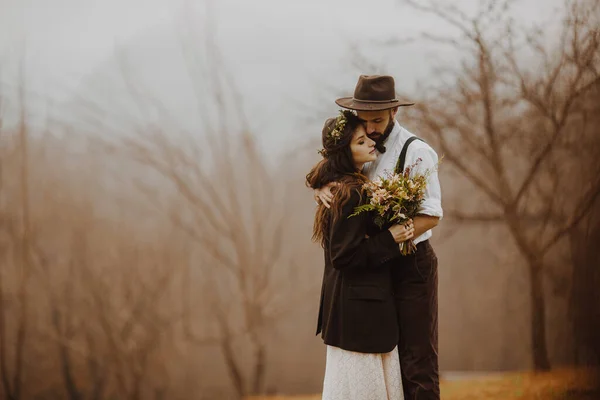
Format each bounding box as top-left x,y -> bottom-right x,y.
349,157 -> 441,254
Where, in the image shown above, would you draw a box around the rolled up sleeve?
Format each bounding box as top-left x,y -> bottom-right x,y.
407,147 -> 443,220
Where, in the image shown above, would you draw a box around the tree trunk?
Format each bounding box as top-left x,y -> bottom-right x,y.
220,336 -> 244,399
250,330 -> 266,395
528,262 -> 551,371
568,220 -> 600,365
506,213 -> 552,371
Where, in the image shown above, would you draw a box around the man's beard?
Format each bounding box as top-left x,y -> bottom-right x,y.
368,118 -> 395,154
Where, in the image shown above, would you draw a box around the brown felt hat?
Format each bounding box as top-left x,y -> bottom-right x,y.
335,75 -> 414,111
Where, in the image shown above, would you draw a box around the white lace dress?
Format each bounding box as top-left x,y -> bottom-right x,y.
321,345 -> 404,400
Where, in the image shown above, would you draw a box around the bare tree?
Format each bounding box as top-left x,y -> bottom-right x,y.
106,113 -> 304,398
0,110 -> 191,399
0,65 -> 10,400
0,2 -> 321,397
74,5 -> 311,396
564,84 -> 600,365
0,66 -> 33,400
28,177 -> 187,400
379,0 -> 600,370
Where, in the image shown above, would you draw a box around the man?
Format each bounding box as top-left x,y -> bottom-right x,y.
314,75 -> 443,400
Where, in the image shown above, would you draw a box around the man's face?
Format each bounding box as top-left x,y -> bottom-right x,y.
356,108 -> 398,140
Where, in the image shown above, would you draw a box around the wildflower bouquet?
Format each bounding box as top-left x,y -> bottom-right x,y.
349,158 -> 438,255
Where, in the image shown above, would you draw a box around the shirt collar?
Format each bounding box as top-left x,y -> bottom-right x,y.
380,120 -> 402,149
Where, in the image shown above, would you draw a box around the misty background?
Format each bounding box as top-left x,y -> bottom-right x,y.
0,0 -> 598,399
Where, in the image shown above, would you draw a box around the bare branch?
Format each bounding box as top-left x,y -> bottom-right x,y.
399,0 -> 474,38
416,104 -> 507,206
445,210 -> 505,222
541,173 -> 600,254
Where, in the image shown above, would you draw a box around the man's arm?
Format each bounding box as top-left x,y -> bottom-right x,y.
413,215 -> 440,238
408,146 -> 443,236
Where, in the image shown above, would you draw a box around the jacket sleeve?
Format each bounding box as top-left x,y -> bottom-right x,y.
328,190 -> 401,270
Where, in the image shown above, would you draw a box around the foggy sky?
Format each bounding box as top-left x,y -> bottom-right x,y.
0,0 -> 564,155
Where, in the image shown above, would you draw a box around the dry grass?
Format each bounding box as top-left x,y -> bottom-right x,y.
440,368 -> 598,400
246,368 -> 599,400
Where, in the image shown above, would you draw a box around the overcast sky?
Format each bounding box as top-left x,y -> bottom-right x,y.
0,0 -> 565,156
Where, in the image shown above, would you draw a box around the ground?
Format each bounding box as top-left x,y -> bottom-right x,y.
246,368 -> 599,400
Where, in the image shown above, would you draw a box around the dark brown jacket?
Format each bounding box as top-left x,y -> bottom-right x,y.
316,189 -> 401,353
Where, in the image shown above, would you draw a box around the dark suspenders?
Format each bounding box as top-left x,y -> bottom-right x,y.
394,136 -> 425,174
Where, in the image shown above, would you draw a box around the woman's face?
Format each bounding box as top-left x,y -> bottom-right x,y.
350,124 -> 377,169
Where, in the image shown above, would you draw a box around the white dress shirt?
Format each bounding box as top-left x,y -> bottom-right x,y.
362,121 -> 443,245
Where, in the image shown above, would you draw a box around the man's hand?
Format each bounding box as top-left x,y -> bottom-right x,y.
388,220 -> 414,244
314,182 -> 339,208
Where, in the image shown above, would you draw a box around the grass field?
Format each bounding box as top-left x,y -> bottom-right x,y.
246,368 -> 599,400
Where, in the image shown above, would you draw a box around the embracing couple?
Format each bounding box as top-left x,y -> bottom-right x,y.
306,75 -> 443,400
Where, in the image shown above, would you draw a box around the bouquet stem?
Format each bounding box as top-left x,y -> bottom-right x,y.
400,239 -> 417,256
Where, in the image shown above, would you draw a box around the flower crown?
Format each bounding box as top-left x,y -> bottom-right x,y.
327,110 -> 349,144
318,110 -> 352,157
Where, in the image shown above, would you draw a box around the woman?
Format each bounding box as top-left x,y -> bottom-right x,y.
306,110 -> 414,400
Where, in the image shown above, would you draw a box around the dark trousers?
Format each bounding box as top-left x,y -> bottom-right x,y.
391,240 -> 440,400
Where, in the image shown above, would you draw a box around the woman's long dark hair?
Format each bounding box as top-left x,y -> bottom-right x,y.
306,111 -> 367,247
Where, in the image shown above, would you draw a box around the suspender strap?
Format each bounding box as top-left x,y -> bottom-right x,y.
394,136 -> 425,174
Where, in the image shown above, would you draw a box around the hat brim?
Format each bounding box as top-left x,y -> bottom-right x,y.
335,97 -> 414,111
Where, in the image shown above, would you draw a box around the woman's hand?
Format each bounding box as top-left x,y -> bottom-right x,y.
388,220 -> 414,244
314,182 -> 339,208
